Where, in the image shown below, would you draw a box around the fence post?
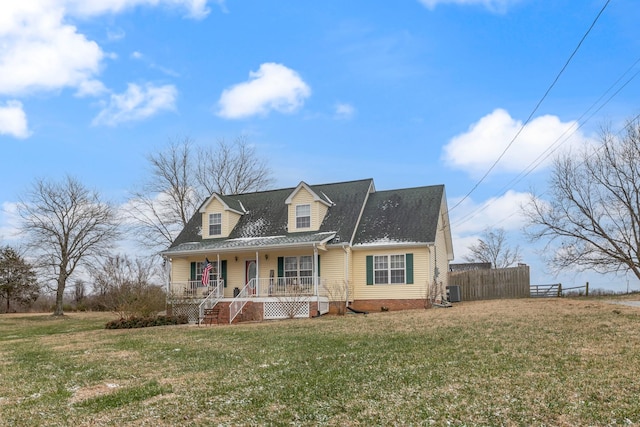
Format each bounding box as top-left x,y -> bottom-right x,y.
586,281 -> 589,297
557,283 -> 562,297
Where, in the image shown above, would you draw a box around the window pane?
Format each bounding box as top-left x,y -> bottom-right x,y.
296,204 -> 311,228
299,256 -> 312,270
390,255 -> 405,269
374,270 -> 388,284
209,213 -> 222,235
284,257 -> 297,271
374,255 -> 388,269
390,269 -> 405,284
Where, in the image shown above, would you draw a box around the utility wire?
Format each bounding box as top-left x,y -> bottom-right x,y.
452,58 -> 640,229
447,0 -> 611,214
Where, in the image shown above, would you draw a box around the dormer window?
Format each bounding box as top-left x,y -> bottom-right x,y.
296,204 -> 311,229
209,213 -> 222,236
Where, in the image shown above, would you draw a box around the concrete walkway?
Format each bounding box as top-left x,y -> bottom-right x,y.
606,300 -> 640,308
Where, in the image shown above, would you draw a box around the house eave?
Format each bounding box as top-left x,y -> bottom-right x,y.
351,241 -> 434,251
162,232 -> 337,257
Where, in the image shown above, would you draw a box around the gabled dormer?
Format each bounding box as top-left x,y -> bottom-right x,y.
285,182 -> 333,232
199,193 -> 245,238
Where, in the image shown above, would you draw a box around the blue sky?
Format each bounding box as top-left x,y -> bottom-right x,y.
1,0 -> 639,292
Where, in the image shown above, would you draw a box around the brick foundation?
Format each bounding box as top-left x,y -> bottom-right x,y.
350,298 -> 430,312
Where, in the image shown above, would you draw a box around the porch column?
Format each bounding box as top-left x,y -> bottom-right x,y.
313,244 -> 319,297
256,251 -> 260,295
217,254 -> 221,297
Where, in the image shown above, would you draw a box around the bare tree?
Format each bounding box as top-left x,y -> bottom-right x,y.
464,227 -> 522,268
18,176 -> 119,316
196,136 -> 273,196
0,246 -> 39,312
127,135 -> 273,252
89,254 -> 165,318
524,120 -> 640,280
127,137 -> 202,251
73,279 -> 86,306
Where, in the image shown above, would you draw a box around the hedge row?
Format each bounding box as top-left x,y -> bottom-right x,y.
105,315 -> 189,329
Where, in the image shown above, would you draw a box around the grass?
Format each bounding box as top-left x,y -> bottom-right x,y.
1,298 -> 640,426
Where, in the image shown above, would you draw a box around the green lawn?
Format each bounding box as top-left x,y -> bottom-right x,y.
1,298 -> 640,426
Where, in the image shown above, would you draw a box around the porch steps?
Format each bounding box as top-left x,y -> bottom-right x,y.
201,302 -> 244,325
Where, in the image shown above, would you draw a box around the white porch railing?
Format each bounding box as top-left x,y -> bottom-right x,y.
169,280 -> 223,298
229,281 -> 252,323
252,277 -> 321,297
228,277 -> 324,323
198,280 -> 224,324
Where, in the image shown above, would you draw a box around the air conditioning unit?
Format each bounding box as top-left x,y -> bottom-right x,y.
446,285 -> 461,303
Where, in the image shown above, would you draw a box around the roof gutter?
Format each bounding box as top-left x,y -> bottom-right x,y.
350,241 -> 434,251
162,234 -> 337,257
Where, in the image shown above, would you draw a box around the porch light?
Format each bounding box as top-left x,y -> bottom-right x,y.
265,254 -> 269,260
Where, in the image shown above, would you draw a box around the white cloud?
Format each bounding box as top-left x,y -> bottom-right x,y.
334,103 -> 355,120
75,80 -> 109,97
217,63 -> 311,119
0,2 -> 105,97
64,0 -> 214,20
93,83 -> 177,126
418,0 -> 520,13
449,190 -> 532,260
0,101 -> 31,139
442,108 -> 591,177
450,189 -> 531,235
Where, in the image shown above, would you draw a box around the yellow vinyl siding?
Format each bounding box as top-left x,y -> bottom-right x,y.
318,247 -> 348,301
171,258 -> 190,283
352,247 -> 430,300
288,187 -> 328,232
201,198 -> 241,238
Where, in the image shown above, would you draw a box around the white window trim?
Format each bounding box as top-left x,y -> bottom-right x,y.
209,213 -> 222,236
373,254 -> 406,285
295,204 -> 311,229
284,255 -> 313,277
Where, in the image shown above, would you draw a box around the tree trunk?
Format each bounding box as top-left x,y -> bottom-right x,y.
53,272 -> 66,316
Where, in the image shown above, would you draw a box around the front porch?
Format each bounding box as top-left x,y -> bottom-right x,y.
167,277 -> 330,324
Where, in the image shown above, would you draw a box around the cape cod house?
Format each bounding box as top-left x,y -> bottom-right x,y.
162,178 -> 454,324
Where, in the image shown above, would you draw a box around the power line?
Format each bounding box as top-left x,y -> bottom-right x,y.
452,57 -> 640,229
447,0 -> 612,214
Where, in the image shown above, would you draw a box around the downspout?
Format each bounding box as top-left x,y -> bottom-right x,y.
343,245 -> 350,312
313,243 -> 319,298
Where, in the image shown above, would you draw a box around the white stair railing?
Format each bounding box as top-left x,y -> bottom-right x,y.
229,280 -> 253,323
198,279 -> 224,325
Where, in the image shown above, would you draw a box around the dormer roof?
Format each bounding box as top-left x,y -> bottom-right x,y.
285,181 -> 333,206
199,193 -> 246,215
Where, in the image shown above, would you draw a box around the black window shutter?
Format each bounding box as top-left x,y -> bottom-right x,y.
366,255 -> 373,285
277,257 -> 284,278
221,260 -> 227,287
190,262 -> 196,281
406,253 -> 414,284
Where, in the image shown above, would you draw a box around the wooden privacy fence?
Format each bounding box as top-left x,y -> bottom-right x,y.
448,265 -> 530,301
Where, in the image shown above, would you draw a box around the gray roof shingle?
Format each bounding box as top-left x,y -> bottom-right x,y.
166,178 -> 373,252
352,185 -> 444,246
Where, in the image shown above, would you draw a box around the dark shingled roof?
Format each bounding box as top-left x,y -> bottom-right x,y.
166,178 -> 373,252
352,185 -> 444,246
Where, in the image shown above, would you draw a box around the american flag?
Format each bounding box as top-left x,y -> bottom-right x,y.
201,258 -> 213,286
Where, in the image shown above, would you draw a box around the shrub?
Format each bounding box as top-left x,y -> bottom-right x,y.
105,315 -> 188,329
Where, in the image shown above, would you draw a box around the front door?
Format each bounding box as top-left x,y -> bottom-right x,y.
245,260 -> 257,295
